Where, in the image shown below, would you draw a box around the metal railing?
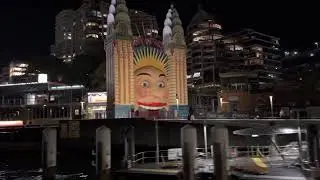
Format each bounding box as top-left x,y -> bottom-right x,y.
131,145 -> 302,168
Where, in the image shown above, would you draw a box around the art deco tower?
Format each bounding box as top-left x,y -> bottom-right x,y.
163,5 -> 189,117
105,0 -> 135,118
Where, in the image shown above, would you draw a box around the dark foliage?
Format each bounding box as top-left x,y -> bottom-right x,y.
26,52 -> 105,87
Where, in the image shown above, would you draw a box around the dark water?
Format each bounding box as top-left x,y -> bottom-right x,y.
0,148 -> 178,180
0,151 -> 92,179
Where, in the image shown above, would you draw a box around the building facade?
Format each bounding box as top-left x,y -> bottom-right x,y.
51,0 -> 158,63
0,61 -> 40,84
0,82 -> 85,121
218,29 -> 282,117
186,14 -> 282,117
186,7 -> 223,117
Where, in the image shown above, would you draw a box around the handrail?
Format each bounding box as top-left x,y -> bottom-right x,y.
130,145 -> 302,167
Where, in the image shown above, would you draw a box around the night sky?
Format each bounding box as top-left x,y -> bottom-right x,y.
0,0 -> 318,64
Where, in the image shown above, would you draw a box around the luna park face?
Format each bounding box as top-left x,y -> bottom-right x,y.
134,66 -> 169,110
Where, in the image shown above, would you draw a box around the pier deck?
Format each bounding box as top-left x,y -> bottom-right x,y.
123,161 -> 306,180
116,162 -> 180,176
232,166 -> 306,180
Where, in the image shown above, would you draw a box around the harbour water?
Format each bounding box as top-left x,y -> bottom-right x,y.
0,147 -> 178,180
0,151 -> 91,179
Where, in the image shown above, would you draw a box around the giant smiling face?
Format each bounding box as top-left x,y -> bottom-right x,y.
135,66 -> 168,110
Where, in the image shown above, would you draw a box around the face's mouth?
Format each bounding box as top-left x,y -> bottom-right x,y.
137,101 -> 167,110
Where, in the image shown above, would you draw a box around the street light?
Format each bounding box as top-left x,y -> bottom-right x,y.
269,96 -> 273,118
219,97 -> 223,112
175,94 -> 179,118
315,42 -> 319,48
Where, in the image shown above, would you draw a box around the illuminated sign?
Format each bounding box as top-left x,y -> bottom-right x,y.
88,92 -> 107,103
0,121 -> 23,127
38,74 -> 48,83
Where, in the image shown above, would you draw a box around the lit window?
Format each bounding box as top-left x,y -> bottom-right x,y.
92,10 -> 102,17
86,34 -> 99,39
235,46 -> 243,51
103,24 -> 107,28
63,58 -> 72,63
192,30 -> 205,36
10,72 -> 25,76
18,64 -> 28,68
193,72 -> 201,78
310,53 -> 314,57
268,74 -> 275,78
86,22 -> 98,27
64,32 -> 72,40
227,45 -> 243,51
251,46 -> 263,52
208,23 -> 222,29
193,36 -> 210,42
103,32 -> 107,36
11,67 -> 24,71
294,51 -> 298,55
97,11 -> 102,17
103,14 -> 107,17
256,52 -> 261,58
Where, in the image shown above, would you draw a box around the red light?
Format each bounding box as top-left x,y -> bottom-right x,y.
0,121 -> 24,127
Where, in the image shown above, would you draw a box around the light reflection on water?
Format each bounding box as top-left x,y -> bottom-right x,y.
0,169 -> 89,180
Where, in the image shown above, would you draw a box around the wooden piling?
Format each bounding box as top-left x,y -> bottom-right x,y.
181,124 -> 197,180
42,128 -> 57,180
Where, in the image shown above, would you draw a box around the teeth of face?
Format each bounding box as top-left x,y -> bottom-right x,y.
139,105 -> 163,110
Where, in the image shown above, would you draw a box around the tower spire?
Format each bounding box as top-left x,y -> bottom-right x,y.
106,0 -> 116,35
171,8 -> 186,47
115,0 -> 132,37
162,7 -> 173,47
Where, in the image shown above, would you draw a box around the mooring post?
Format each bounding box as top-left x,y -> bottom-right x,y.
42,128 -> 57,180
124,126 -> 135,168
95,126 -> 111,180
128,126 -> 135,167
181,124 -> 197,180
211,125 -> 229,180
155,119 -> 160,165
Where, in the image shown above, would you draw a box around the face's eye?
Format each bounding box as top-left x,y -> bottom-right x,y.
141,80 -> 149,88
157,81 -> 165,88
